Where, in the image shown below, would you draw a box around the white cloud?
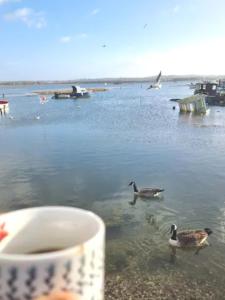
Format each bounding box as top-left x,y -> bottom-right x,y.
4,7 -> 46,29
90,8 -> 100,15
59,33 -> 87,43
111,37 -> 225,76
60,36 -> 72,43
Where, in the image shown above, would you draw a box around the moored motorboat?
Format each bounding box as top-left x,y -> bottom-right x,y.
70,86 -> 90,98
52,85 -> 90,99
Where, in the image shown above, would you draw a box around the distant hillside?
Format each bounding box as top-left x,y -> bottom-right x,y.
0,75 -> 225,86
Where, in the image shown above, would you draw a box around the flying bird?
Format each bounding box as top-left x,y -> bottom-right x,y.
144,24 -> 148,29
102,44 -> 107,48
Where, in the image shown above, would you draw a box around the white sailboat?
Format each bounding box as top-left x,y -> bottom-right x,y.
147,71 -> 162,89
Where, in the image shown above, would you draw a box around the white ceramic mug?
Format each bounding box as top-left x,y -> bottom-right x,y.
0,206 -> 105,300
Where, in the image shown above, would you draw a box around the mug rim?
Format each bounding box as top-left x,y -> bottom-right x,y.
0,206 -> 105,261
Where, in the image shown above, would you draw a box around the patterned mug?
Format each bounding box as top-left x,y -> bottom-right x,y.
0,206 -> 105,300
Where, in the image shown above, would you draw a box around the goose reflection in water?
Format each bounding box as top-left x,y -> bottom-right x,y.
129,194 -> 138,206
129,195 -> 164,206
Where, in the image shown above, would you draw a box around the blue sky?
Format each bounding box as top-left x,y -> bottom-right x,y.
1,0 -> 225,80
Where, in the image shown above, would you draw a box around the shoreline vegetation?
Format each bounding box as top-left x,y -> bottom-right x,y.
0,75 -> 225,87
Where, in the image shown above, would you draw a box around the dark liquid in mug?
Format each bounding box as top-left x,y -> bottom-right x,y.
27,248 -> 64,254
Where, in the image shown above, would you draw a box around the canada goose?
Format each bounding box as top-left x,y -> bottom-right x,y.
128,181 -> 164,198
169,224 -> 213,256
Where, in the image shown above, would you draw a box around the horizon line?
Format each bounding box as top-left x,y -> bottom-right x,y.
1,74 -> 225,84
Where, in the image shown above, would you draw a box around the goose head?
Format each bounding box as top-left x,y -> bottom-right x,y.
128,181 -> 139,193
169,224 -> 178,246
170,224 -> 177,233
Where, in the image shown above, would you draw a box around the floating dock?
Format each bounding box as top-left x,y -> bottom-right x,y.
177,94 -> 209,114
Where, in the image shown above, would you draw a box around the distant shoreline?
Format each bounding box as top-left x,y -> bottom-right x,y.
0,75 -> 225,87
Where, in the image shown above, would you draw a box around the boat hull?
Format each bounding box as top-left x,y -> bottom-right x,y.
0,100 -> 9,114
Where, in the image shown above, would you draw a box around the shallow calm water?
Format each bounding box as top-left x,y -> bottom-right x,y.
1,82 -> 225,296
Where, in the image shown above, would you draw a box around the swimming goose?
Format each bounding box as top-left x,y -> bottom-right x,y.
169,224 -> 213,256
128,181 -> 164,198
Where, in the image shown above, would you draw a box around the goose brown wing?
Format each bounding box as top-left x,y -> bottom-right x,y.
177,230 -> 208,247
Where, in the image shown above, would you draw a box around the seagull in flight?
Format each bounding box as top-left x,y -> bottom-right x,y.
144,24 -> 148,29
102,44 -> 107,48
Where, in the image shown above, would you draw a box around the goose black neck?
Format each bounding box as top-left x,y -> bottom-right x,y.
171,229 -> 177,240
133,182 -> 138,193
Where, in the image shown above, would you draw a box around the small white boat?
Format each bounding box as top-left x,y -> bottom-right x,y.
71,86 -> 90,98
147,71 -> 162,89
52,86 -> 90,99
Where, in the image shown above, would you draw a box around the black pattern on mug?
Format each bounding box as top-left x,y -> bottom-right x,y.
44,264 -> 55,294
62,260 -> 72,290
76,255 -> 86,295
89,250 -> 96,283
6,267 -> 18,299
23,266 -> 37,300
78,255 -> 85,278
